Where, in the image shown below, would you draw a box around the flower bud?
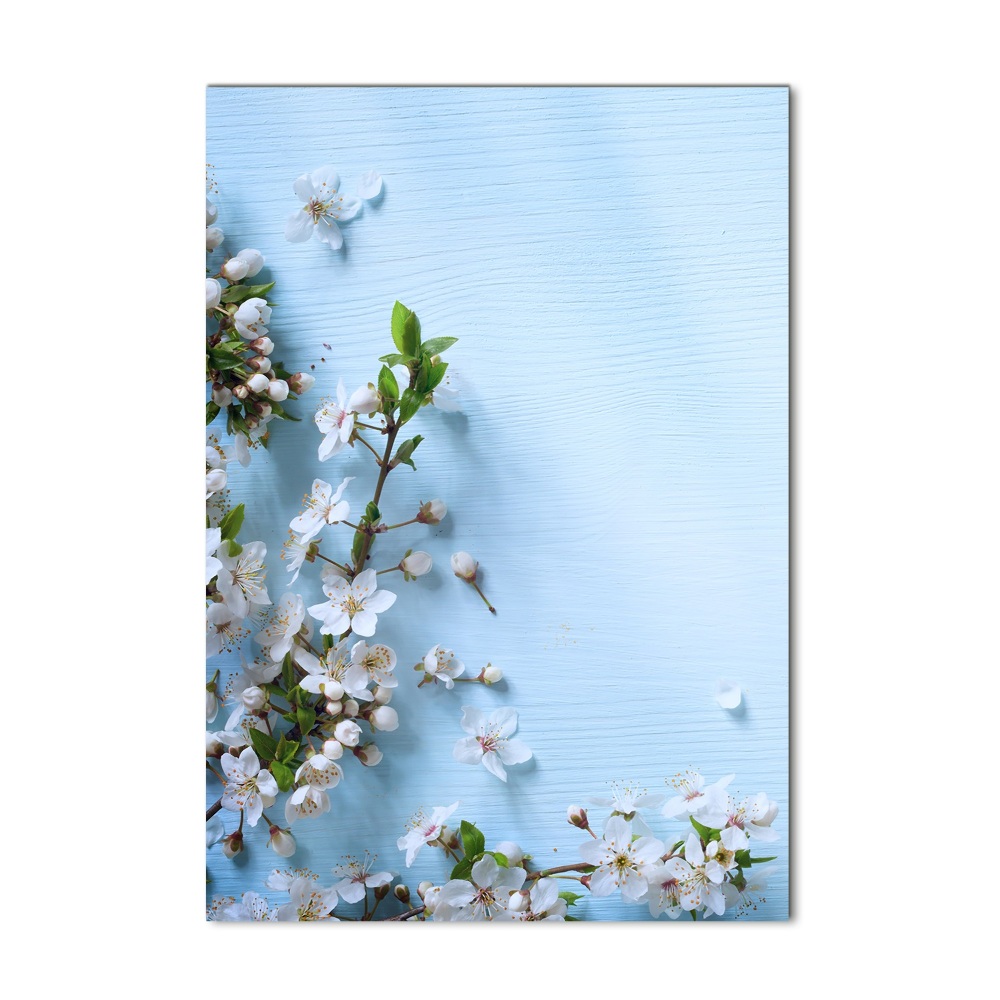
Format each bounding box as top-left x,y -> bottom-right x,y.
401,550 -> 432,577
251,400 -> 272,419
370,705 -> 399,732
241,685 -> 266,712
206,278 -> 222,310
211,384 -> 232,407
416,499 -> 447,525
246,373 -> 269,394
422,885 -> 442,913
417,881 -> 432,901
288,373 -> 314,395
320,679 -> 344,701
394,884 -> 410,904
206,686 -> 219,722
357,742 -> 383,767
205,732 -> 224,758
374,883 -> 391,901
221,830 -> 244,858
206,226 -> 224,250
233,383 -> 250,401
450,551 -> 478,582
373,685 -> 392,705
343,699 -> 360,718
235,248 -> 265,277
325,700 -> 343,716
249,336 -> 274,356
494,841 -> 524,866
206,198 -> 219,226
567,805 -> 589,829
334,719 -> 361,747
247,355 -> 271,373
482,665 -> 503,685
322,739 -> 344,760
267,825 -> 296,858
267,379 -> 289,402
348,383 -> 380,414
245,416 -> 259,430
508,890 -> 530,912
221,256 -> 251,282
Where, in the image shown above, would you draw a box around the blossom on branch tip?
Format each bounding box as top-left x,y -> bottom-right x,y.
330,854 -> 393,904
422,644 -> 465,689
452,706 -> 532,782
433,854 -> 527,921
397,802 -> 459,867
215,540 -> 271,619
290,477 -> 354,543
450,551 -> 477,581
315,379 -> 355,461
417,499 -> 447,524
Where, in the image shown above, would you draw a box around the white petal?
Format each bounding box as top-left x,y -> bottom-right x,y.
285,209 -> 313,242
498,739 -> 532,765
452,737 -> 484,765
714,679 -> 742,709
490,706 -> 519,738
481,751 -> 508,781
315,217 -> 344,248
363,589 -> 396,614
357,170 -> 382,199
459,705 -> 486,735
293,173 -> 316,201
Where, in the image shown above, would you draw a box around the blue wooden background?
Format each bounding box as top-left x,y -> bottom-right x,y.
206,87 -> 788,921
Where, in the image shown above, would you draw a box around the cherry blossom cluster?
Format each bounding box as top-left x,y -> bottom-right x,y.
207,772 -> 779,922
206,193 -> 314,461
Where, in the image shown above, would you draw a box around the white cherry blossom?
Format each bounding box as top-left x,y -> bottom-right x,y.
233,297 -> 271,340
299,639 -> 350,699
578,816 -> 665,902
284,785 -> 331,824
216,540 -> 271,619
452,706 -> 532,782
434,854 -> 527,921
677,832 -> 726,915
662,770 -> 734,827
315,380 -> 355,461
422,643 -> 465,688
308,568 -> 396,638
397,802 -> 459,867
285,166 -> 361,250
219,748 -> 278,827
289,477 -> 353,542
254,592 -> 305,662
206,527 -> 222,585
330,853 -> 393,903
275,876 -> 339,921
280,531 -> 312,584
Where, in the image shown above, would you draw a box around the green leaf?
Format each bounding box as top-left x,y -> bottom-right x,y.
420,336 -> 458,357
748,855 -> 777,865
365,502 -> 381,524
460,820 -> 486,859
281,655 -> 294,691
489,851 -> 509,868
390,301 -> 411,354
402,310 -> 421,357
220,281 -> 275,305
206,401 -> 221,425
224,538 -> 242,557
689,816 -> 719,841
392,435 -> 424,470
378,365 -> 399,401
248,727 -> 278,762
378,352 -> 409,367
558,891 -> 583,906
322,634 -> 334,651
219,504 -> 245,542
296,706 -> 316,736
414,353 -> 433,393
351,529 -> 365,564
450,857 -> 474,881
564,915 -> 581,921
277,737 -> 300,764
397,388 -> 423,425
425,361 -> 448,392
207,349 -> 244,371
270,760 -> 295,793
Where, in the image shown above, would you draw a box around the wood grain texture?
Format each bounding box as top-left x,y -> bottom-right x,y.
206,87 -> 788,921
